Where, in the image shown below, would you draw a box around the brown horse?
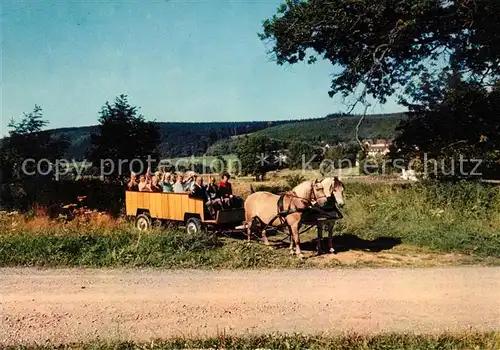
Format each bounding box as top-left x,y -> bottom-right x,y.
244,179 -> 328,257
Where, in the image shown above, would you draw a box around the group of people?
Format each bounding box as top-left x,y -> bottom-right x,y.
126,170 -> 242,216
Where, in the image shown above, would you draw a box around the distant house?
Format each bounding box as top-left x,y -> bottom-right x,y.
362,139 -> 393,157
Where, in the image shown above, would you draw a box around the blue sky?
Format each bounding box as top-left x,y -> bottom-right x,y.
2,0 -> 405,135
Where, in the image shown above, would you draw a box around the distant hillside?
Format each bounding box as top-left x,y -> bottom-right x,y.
204,113 -> 405,155
47,121 -> 292,160
251,112 -> 406,144
34,113 -> 405,159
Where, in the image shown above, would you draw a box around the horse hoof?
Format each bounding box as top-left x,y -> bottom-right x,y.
289,250 -> 295,256
329,248 -> 336,254
298,253 -> 305,259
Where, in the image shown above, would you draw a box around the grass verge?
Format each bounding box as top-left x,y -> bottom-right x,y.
0,229 -> 308,268
6,332 -> 500,349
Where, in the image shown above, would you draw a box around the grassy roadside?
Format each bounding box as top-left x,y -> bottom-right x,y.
1,180 -> 499,268
1,229 -> 499,268
7,332 -> 500,349
0,230 -> 308,268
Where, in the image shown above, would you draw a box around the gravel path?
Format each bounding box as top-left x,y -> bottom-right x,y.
1,267 -> 499,345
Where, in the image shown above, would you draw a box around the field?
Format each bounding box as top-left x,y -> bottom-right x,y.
2,171 -> 500,268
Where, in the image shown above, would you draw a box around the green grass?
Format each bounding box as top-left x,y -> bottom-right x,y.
6,332 -> 500,349
1,181 -> 499,267
0,229 -> 308,268
253,180 -> 500,258
337,181 -> 500,257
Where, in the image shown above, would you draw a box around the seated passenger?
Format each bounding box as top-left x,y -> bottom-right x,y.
173,174 -> 185,193
138,175 -> 149,192
150,175 -> 162,192
217,172 -> 243,208
205,176 -> 222,214
218,172 -> 233,208
162,172 -> 173,193
127,172 -> 138,191
189,177 -> 207,200
206,176 -> 218,200
183,171 -> 197,192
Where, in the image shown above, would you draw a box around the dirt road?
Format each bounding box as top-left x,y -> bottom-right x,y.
1,267 -> 499,345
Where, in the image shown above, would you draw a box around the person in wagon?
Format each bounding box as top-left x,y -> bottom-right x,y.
218,171 -> 234,207
138,174 -> 149,192
183,171 -> 197,192
127,172 -> 138,191
189,176 -> 207,200
206,176 -> 219,200
161,172 -> 174,193
173,174 -> 185,193
204,176 -> 221,215
150,174 -> 162,192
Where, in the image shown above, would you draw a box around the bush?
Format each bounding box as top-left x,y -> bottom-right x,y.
285,174 -> 306,188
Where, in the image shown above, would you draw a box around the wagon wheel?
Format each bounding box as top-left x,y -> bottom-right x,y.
186,217 -> 203,235
135,214 -> 151,231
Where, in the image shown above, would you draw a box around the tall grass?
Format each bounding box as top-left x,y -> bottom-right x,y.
336,181 -> 500,257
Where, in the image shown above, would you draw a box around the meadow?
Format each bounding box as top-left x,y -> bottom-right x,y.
1,171 -> 499,268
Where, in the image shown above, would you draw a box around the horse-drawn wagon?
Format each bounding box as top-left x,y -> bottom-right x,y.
125,191 -> 245,234
125,176 -> 345,256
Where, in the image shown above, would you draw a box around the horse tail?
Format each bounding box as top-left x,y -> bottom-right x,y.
249,184 -> 255,194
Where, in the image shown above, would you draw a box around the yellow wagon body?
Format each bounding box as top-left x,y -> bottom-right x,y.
125,191 -> 245,231
126,191 -> 205,221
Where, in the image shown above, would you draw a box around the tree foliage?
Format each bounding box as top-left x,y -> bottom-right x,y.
0,105 -> 69,183
236,135 -> 282,180
287,141 -> 323,169
88,95 -> 160,180
261,0 -> 500,179
392,81 -> 500,178
260,0 -> 500,104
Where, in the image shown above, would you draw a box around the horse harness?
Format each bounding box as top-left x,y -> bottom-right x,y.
251,181 -> 323,232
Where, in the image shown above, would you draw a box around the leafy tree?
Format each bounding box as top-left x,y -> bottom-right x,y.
236,135 -> 282,181
324,142 -> 361,169
88,95 -> 160,181
213,155 -> 228,174
260,0 -> 500,178
287,141 -> 323,169
391,80 -> 500,179
0,105 -> 69,183
260,0 -> 499,105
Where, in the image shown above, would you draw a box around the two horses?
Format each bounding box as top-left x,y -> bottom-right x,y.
244,177 -> 345,257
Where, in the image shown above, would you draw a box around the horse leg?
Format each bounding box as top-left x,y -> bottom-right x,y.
288,226 -> 295,254
247,224 -> 251,242
327,220 -> 336,254
316,220 -> 324,255
246,217 -> 255,242
290,223 -> 303,258
261,229 -> 270,245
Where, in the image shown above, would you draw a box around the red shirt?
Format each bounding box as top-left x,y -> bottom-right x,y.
218,181 -> 232,197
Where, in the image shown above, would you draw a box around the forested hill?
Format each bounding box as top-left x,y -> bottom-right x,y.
251,112 -> 405,144
47,120 -> 293,160
206,112 -> 406,155
45,113 -> 405,160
